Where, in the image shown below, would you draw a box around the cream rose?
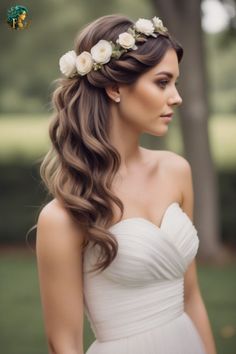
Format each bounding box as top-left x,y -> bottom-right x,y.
152,16 -> 168,32
90,39 -> 113,64
134,18 -> 155,36
59,50 -> 77,78
116,32 -> 136,49
75,51 -> 94,76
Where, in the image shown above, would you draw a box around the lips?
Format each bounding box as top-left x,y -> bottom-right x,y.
161,112 -> 173,118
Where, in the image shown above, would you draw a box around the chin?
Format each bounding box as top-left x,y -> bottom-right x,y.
145,128 -> 168,137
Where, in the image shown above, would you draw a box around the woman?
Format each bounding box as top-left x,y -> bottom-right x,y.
7,5 -> 28,30
36,14 -> 217,354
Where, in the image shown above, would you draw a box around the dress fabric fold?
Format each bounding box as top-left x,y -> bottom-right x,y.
83,202 -> 207,354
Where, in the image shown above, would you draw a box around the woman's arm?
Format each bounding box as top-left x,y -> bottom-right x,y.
36,199 -> 85,354
179,157 -> 217,354
184,260 -> 217,354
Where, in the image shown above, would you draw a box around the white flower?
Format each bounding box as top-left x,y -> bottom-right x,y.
134,18 -> 155,36
152,16 -> 168,32
116,32 -> 136,49
90,39 -> 113,64
75,51 -> 94,76
59,50 -> 77,78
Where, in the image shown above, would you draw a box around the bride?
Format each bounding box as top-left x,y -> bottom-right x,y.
36,14 -> 217,354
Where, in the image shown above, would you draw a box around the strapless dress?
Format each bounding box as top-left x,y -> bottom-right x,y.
83,202 -> 207,354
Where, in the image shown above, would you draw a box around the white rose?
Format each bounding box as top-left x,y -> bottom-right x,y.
116,32 -> 136,49
59,50 -> 77,78
90,40 -> 113,64
75,51 -> 94,76
134,18 -> 155,36
152,16 -> 168,32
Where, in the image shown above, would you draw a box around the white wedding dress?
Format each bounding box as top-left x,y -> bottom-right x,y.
83,202 -> 207,354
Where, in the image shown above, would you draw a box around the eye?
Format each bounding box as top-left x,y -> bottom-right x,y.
156,79 -> 169,89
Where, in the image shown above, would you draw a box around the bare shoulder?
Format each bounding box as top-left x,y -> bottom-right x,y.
142,147 -> 190,168
156,150 -> 191,171
158,151 -> 194,216
143,148 -> 191,174
38,198 -> 74,226
144,149 -> 193,209
36,198 -> 85,252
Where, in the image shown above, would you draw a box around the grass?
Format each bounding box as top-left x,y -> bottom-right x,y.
0,114 -> 236,169
0,250 -> 235,354
197,263 -> 236,353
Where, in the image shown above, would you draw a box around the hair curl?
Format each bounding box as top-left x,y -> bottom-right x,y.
37,14 -> 183,274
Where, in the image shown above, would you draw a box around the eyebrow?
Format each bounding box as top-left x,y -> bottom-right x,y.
155,71 -> 179,79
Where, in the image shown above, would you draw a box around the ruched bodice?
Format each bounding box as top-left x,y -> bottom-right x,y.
83,202 -> 207,354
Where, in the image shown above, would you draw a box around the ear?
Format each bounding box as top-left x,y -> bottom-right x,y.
105,84 -> 121,103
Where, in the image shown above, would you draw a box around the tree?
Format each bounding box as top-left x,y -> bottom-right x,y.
151,0 -> 224,260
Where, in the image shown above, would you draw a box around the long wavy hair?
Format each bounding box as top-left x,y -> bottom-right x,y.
38,14 -> 183,274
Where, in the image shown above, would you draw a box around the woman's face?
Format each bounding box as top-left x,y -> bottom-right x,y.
118,48 -> 182,135
19,12 -> 26,20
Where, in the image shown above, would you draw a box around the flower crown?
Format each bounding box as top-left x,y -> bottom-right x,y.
59,17 -> 168,78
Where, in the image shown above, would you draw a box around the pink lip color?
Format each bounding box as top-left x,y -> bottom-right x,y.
160,115 -> 173,122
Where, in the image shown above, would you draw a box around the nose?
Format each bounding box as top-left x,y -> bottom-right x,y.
168,87 -> 182,107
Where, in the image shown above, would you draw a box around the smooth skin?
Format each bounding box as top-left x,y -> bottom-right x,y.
36,48 -> 217,354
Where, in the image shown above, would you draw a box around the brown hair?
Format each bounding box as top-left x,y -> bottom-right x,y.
39,14 -> 183,274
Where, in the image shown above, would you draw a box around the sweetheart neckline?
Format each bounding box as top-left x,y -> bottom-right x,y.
109,201 -> 182,231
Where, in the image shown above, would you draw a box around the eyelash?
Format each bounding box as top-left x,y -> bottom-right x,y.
157,79 -> 179,89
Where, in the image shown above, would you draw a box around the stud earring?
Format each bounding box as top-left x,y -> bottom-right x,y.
115,97 -> 120,102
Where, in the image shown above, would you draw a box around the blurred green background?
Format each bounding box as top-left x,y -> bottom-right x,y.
0,0 -> 236,353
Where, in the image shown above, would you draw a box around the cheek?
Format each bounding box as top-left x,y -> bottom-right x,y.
130,83 -> 165,113
119,80 -> 168,125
